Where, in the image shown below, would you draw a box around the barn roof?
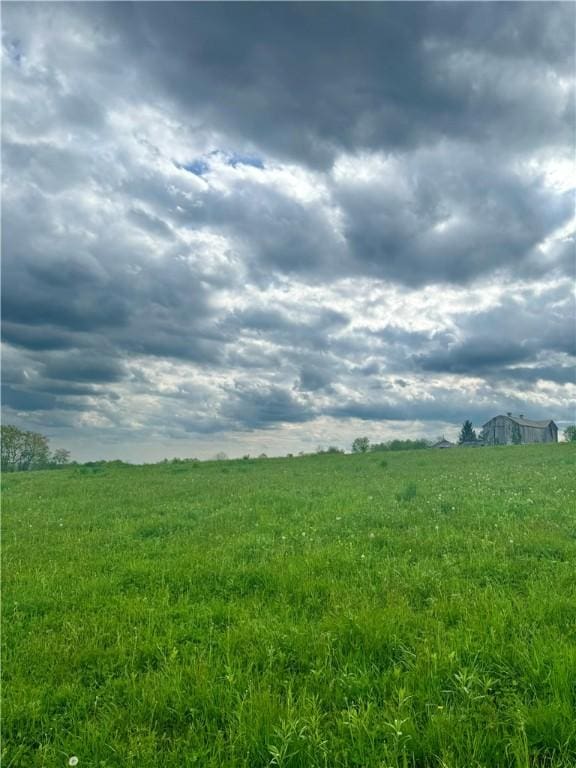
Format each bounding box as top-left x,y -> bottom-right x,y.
483,414 -> 556,429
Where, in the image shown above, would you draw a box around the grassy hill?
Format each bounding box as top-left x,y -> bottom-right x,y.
2,444 -> 575,767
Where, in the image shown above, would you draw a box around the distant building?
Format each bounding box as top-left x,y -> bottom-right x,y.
431,438 -> 456,449
482,414 -> 558,445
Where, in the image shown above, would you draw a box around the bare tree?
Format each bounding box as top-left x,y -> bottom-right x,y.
52,448 -> 71,466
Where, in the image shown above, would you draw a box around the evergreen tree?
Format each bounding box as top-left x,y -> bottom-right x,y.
511,422 -> 522,444
458,420 -> 477,444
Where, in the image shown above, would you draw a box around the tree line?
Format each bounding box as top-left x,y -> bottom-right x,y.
1,425 -> 71,472
351,437 -> 430,453
2,422 -> 574,472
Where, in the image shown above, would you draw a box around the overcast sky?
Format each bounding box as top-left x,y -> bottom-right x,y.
2,2 -> 575,461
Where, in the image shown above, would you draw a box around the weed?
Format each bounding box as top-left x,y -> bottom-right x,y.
396,481 -> 417,502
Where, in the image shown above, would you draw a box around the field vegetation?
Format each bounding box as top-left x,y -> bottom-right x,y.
2,443 -> 575,767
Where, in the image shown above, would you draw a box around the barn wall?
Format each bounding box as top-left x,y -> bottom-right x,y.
483,417 -> 556,444
546,423 -> 558,442
485,416 -> 513,445
519,425 -> 542,443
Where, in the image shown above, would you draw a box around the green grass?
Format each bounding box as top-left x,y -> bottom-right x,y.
2,444 -> 576,767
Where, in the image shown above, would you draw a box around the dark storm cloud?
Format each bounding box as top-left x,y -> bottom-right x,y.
335,152 -> 573,285
298,363 -> 334,394
40,382 -> 105,397
416,339 -> 533,374
70,0 -> 573,285
0,339 -> 119,416
82,2 -> 573,166
325,384 -> 576,427
155,169 -> 347,283
179,417 -> 231,436
2,176 -> 222,358
225,306 -> 349,352
1,381 -> 91,412
2,323 -> 81,352
325,398 -> 488,426
497,366 -> 575,387
2,197 -> 130,333
2,181 -> 225,415
221,384 -> 315,430
3,1 -> 574,299
463,287 -> 576,360
41,354 -> 126,384
414,285 -> 576,379
1,384 -> 58,412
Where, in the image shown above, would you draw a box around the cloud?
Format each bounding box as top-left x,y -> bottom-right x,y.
413,283 -> 575,380
416,339 -> 532,374
41,354 -> 127,384
224,305 -> 349,352
334,146 -> 574,285
298,363 -> 335,393
497,366 -> 575,387
2,323 -> 81,352
76,2 -> 573,167
2,2 -> 574,459
221,384 -> 315,430
1,385 -> 58,412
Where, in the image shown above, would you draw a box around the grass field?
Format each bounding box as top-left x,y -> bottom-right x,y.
2,444 -> 576,767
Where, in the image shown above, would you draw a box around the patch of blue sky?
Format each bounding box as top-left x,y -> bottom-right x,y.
180,159 -> 210,177
178,151 -> 265,177
226,152 -> 265,170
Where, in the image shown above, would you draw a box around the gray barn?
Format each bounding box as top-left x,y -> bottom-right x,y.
482,414 -> 558,445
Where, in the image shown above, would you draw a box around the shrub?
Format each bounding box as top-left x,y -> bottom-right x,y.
371,439 -> 429,452
352,437 -> 370,453
396,481 -> 417,502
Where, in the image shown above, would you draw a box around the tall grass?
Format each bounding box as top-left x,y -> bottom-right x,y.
2,444 -> 575,766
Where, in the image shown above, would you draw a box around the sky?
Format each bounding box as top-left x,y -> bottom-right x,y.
2,2 -> 575,462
